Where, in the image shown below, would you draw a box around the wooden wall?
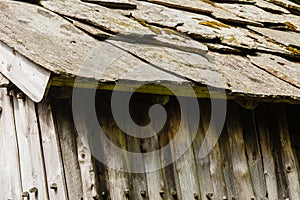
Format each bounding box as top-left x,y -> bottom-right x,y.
1,88 -> 300,200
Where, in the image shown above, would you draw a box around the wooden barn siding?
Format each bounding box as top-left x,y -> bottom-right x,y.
1,90 -> 300,199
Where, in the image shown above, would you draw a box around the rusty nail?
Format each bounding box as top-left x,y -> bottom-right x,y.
50,183 -> 57,190
16,92 -> 25,100
140,190 -> 146,197
22,192 -> 29,198
286,164 -> 293,173
159,189 -> 165,196
29,187 -> 38,194
206,192 -> 213,199
171,190 -> 177,197
194,193 -> 199,199
124,188 -> 129,197
93,194 -> 100,199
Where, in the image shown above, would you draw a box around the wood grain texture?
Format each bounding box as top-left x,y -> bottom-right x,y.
52,99 -> 83,200
256,104 -> 279,200
0,88 -> 22,200
0,41 -> 50,102
12,92 -> 48,200
37,99 -> 68,200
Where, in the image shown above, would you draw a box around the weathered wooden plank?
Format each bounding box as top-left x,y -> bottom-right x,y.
82,0 -> 137,9
0,41 -> 50,102
0,88 -> 22,200
71,94 -> 102,199
93,91 -> 130,200
275,104 -> 300,200
0,73 -> 9,86
255,104 -> 279,200
37,99 -> 68,200
167,99 -> 200,200
199,100 -> 227,200
248,54 -> 300,88
219,128 -> 237,199
12,92 -> 48,200
52,99 -> 83,200
240,108 -> 267,199
225,102 -> 254,199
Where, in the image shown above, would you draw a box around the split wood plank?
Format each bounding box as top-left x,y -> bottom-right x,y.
0,41 -> 50,102
0,88 -> 22,200
240,108 -> 267,199
82,0 -> 137,9
0,73 -> 9,86
167,99 -> 201,200
94,91 -> 130,200
225,102 -> 255,199
255,104 -> 279,200
37,99 -> 68,200
52,99 -> 83,200
275,104 -> 300,200
199,100 -> 227,200
248,54 -> 300,89
70,93 -> 103,199
218,128 -> 237,199
12,92 -> 48,200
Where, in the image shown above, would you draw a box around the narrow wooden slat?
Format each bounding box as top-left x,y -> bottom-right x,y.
0,41 -> 50,102
240,108 -> 267,199
199,100 -> 227,200
71,95 -> 100,199
52,99 -> 83,200
226,102 -> 254,199
219,128 -> 238,199
12,92 -> 48,200
255,104 -> 279,199
170,99 -> 200,200
0,88 -> 22,200
275,104 -> 300,200
37,99 -> 68,200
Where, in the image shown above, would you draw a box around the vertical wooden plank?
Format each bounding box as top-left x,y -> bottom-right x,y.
256,104 -> 279,200
170,98 -> 200,200
12,92 -> 48,200
219,128 -> 237,199
72,96 -> 101,199
37,99 -> 68,200
275,104 -> 300,200
0,88 -> 22,200
226,102 -> 254,199
240,108 -> 267,199
199,100 -> 227,200
95,90 -> 130,200
52,98 -> 83,200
